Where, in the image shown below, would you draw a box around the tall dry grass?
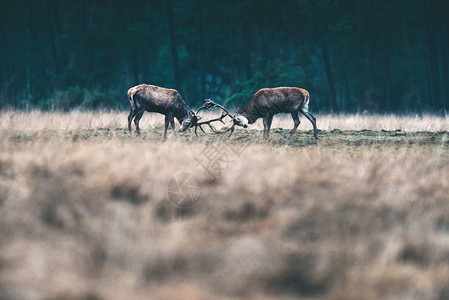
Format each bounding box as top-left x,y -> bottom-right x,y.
1,110 -> 448,132
0,111 -> 449,299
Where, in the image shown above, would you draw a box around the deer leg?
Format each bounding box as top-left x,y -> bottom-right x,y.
169,116 -> 176,135
263,115 -> 273,140
288,111 -> 300,140
266,115 -> 273,140
263,117 -> 268,140
134,111 -> 144,136
128,107 -> 137,133
300,109 -> 318,140
163,115 -> 169,140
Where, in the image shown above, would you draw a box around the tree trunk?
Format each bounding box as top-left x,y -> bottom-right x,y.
422,8 -> 434,110
197,0 -> 205,101
142,50 -> 149,83
440,2 -> 449,111
26,4 -> 31,105
382,55 -> 392,111
423,0 -> 441,110
0,5 -> 8,106
166,0 -> 181,90
443,37 -> 449,110
82,1 -> 96,75
229,27 -> 237,94
45,0 -> 61,77
52,1 -> 67,68
321,43 -> 338,111
132,54 -> 139,85
402,18 -> 417,110
344,73 -> 350,112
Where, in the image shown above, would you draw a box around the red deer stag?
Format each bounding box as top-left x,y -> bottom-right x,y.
232,87 -> 318,140
127,84 -> 200,139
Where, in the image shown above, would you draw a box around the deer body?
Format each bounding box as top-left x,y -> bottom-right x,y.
127,84 -> 195,139
236,87 -> 318,140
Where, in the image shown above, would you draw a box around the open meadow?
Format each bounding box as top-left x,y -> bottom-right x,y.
1,110 -> 449,300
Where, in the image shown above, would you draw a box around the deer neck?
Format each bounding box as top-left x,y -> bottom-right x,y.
174,105 -> 191,123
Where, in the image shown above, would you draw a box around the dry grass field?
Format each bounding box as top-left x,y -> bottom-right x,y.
1,110 -> 449,300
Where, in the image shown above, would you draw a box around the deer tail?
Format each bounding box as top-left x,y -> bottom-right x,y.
301,92 -> 310,113
128,90 -> 136,110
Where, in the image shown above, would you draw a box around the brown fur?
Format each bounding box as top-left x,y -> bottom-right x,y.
238,87 -> 317,140
127,84 -> 193,139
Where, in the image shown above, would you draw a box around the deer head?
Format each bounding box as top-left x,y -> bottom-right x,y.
179,110 -> 202,132
233,114 -> 249,128
178,100 -> 217,133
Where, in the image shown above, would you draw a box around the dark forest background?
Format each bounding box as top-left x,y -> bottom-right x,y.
1,0 -> 448,113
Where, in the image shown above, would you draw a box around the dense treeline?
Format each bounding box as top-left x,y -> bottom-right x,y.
0,0 -> 448,113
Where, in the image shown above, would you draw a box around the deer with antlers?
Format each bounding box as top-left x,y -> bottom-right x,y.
187,88 -> 318,141
231,87 -> 318,140
127,84 -> 201,139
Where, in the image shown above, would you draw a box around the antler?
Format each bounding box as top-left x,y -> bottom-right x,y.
207,101 -> 237,137
195,99 -> 217,115
194,111 -> 229,136
192,99 -> 236,137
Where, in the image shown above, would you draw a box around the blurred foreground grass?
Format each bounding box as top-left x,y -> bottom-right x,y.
0,112 -> 449,300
